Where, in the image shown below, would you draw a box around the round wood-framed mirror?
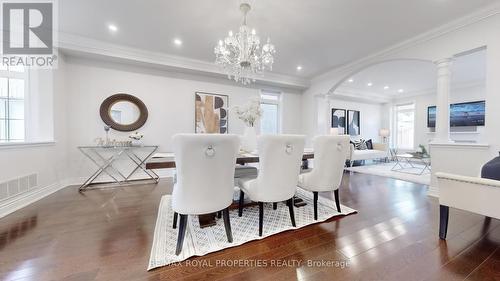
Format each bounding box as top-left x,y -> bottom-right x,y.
100,93 -> 148,131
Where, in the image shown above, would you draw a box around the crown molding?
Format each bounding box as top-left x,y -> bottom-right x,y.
312,2 -> 500,85
314,87 -> 391,104
334,86 -> 391,103
393,80 -> 485,100
327,79 -> 485,104
57,32 -> 310,90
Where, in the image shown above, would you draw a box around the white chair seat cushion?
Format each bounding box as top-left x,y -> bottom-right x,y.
298,172 -> 336,192
237,177 -> 257,199
238,177 -> 294,203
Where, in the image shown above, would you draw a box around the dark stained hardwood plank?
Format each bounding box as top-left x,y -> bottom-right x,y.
1,172 -> 500,281
465,247 -> 500,281
424,230 -> 500,280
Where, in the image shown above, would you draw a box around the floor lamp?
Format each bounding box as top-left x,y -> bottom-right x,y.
379,128 -> 390,144
379,128 -> 391,161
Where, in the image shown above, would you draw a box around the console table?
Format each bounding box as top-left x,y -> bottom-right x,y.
78,145 -> 159,191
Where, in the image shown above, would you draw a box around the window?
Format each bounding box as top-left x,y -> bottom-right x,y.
260,91 -> 281,134
0,65 -> 27,142
395,103 -> 415,149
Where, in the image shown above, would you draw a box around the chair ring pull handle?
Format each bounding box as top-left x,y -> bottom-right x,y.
337,143 -> 343,151
205,145 -> 216,157
285,144 -> 293,155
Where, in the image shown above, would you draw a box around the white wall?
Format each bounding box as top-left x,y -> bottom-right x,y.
64,56 -> 303,180
0,55 -> 69,217
329,98 -> 382,142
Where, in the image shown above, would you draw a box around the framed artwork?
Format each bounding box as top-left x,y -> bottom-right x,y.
195,92 -> 228,134
347,110 -> 360,136
331,108 -> 346,134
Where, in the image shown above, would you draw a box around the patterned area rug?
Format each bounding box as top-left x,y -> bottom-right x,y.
345,162 -> 431,185
148,188 -> 357,270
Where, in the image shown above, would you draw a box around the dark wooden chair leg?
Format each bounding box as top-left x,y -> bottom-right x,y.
273,202 -> 277,210
439,205 -> 449,240
173,212 -> 178,229
175,214 -> 188,255
217,211 -> 222,219
288,198 -> 296,227
259,202 -> 264,236
222,208 -> 233,243
313,191 -> 318,220
238,190 -> 245,217
334,189 -> 341,213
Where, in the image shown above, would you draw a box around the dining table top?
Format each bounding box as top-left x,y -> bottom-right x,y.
145,148 -> 314,169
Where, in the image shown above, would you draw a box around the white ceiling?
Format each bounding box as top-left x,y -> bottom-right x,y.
336,49 -> 486,99
59,0 -> 497,79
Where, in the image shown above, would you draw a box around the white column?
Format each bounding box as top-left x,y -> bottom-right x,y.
315,94 -> 330,136
434,58 -> 453,143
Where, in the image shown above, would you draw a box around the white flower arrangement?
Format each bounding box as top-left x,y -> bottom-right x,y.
129,131 -> 144,141
233,98 -> 262,127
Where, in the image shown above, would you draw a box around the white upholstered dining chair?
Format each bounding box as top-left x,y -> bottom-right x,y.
298,135 -> 350,219
171,134 -> 240,255
238,135 -> 306,236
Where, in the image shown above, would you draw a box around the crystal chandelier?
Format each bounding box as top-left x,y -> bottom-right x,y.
214,3 -> 276,85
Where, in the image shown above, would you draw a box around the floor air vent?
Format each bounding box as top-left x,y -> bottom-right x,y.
0,174 -> 38,201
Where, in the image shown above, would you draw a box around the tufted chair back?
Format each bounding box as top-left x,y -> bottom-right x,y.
172,134 -> 240,214
306,135 -> 350,191
253,135 -> 306,202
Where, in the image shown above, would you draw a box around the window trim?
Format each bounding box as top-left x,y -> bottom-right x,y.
0,67 -> 29,143
260,90 -> 282,134
0,140 -> 56,150
394,102 -> 416,150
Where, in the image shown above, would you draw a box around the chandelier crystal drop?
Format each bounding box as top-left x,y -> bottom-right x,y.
214,3 -> 276,85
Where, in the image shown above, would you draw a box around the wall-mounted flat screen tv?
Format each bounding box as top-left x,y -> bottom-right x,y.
427,100 -> 485,127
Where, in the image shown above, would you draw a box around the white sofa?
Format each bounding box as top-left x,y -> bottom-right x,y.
348,142 -> 388,166
436,172 -> 500,239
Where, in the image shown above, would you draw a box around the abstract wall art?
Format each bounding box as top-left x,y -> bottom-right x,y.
195,92 -> 228,134
347,110 -> 360,136
331,108 -> 346,134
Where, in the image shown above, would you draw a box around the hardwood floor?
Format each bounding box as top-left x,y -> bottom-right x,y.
1,172 -> 499,281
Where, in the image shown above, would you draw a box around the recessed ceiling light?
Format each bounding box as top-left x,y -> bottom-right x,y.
347,78 -> 354,83
173,38 -> 183,46
296,65 -> 302,71
108,24 -> 118,32
367,82 -> 373,87
398,89 -> 404,93
384,86 -> 390,90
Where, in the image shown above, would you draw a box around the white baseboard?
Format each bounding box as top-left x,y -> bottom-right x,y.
0,181 -> 68,219
0,169 -> 175,219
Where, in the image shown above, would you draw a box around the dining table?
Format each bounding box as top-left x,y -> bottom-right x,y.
145,149 -> 315,228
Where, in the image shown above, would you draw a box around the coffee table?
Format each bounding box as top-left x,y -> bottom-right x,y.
392,153 -> 431,175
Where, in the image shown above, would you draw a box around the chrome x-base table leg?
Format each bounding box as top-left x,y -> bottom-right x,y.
78,146 -> 160,191
79,148 -> 125,191
124,148 -> 159,183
